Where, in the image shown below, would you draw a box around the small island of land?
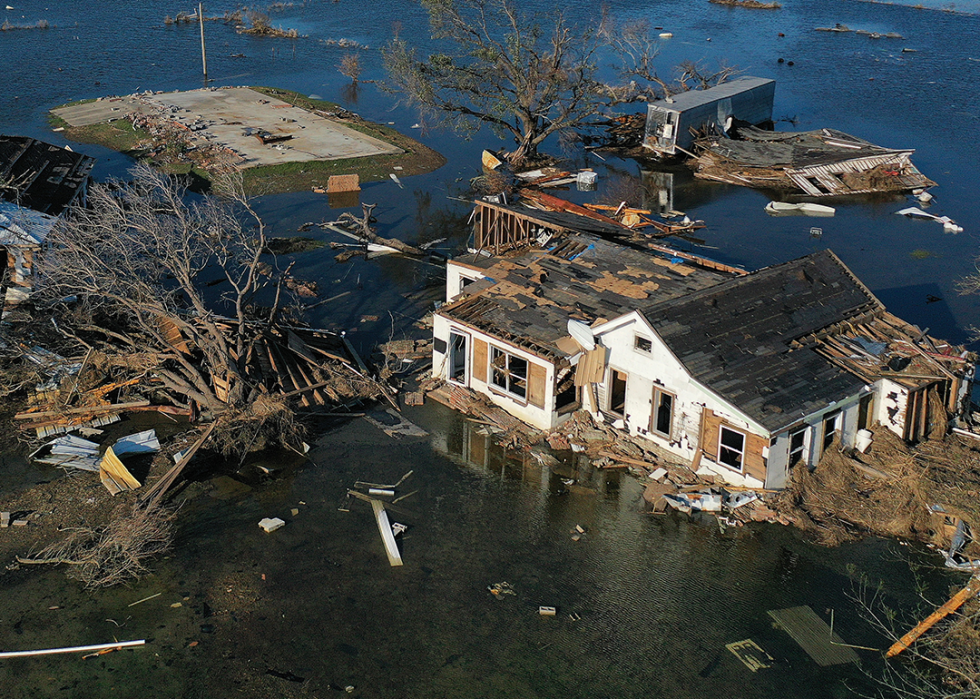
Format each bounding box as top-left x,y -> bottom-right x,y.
49,86 -> 445,194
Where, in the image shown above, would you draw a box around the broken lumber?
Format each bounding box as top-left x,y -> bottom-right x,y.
887,577 -> 980,658
15,400 -> 151,421
0,640 -> 145,659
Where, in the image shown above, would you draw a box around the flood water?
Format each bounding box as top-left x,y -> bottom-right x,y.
1,1 -> 978,696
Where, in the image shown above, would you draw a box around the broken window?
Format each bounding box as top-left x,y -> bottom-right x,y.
634,335 -> 653,353
822,411 -> 841,453
489,346 -> 528,400
651,388 -> 674,438
449,331 -> 468,384
718,426 -> 745,471
609,369 -> 627,416
789,427 -> 807,467
857,394 -> 874,431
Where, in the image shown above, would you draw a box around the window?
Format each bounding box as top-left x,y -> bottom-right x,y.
857,394 -> 874,431
788,427 -> 807,467
609,369 -> 627,416
651,388 -> 674,437
449,331 -> 468,384
459,276 -> 476,294
489,346 -> 527,399
822,411 -> 841,453
718,426 -> 746,471
634,335 -> 653,353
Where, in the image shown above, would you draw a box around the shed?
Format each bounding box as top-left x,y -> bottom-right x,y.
643,76 -> 775,156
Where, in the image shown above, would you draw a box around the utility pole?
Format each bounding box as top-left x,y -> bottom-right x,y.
199,2 -> 208,81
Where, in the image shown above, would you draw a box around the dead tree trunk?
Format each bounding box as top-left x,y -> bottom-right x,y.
339,204 -> 426,257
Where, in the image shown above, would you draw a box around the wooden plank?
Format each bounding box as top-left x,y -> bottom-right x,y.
473,338 -> 488,383
370,499 -> 403,567
768,606 -> 860,666
887,577 -> 980,658
15,400 -> 150,421
528,362 -> 547,408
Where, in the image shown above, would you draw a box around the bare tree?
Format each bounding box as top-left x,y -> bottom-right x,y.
339,52 -> 361,83
383,1 -> 737,165
36,165 -> 283,414
383,0 -> 606,165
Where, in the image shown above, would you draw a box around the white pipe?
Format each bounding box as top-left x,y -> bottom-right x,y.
0,639 -> 145,659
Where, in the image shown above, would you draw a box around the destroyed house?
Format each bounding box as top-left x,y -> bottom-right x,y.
433,199 -> 973,489
693,127 -> 934,196
0,135 -> 94,215
0,136 -> 95,321
643,76 -> 775,156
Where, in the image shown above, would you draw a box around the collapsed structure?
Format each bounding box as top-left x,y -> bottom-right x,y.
0,135 -> 94,320
693,126 -> 935,196
432,196 -> 973,489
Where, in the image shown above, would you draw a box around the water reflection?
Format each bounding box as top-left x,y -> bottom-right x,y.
432,415 -> 624,500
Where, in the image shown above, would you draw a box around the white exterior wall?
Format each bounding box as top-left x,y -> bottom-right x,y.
593,313 -> 768,487
763,391 -> 869,489
432,312 -> 558,431
445,260 -> 488,302
875,378 -> 909,439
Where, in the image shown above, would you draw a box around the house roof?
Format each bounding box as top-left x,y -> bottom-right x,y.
441,233 -> 730,360
0,200 -> 57,246
701,127 -> 912,170
642,249 -> 882,432
647,76 -> 775,113
0,135 -> 95,216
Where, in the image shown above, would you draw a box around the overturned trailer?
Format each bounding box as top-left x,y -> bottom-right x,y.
643,76 -> 775,157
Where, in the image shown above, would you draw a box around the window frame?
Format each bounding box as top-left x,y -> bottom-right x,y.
447,329 -> 470,386
650,387 -> 675,438
634,334 -> 653,354
788,426 -> 807,468
488,345 -> 529,401
608,368 -> 628,417
717,425 -> 746,472
822,411 -> 841,454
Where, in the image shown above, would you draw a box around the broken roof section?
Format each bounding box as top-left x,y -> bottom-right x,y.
643,250 -> 881,431
0,135 -> 95,215
0,200 -> 57,247
694,127 -> 934,196
444,229 -> 735,360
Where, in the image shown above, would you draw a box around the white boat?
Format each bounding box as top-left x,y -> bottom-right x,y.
765,201 -> 836,217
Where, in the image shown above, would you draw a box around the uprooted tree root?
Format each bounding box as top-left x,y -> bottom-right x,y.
17,503 -> 176,588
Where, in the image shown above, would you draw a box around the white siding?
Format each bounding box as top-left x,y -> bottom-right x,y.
593,313 -> 768,474
432,313 -> 558,430
445,261 -> 487,302
875,378 -> 909,439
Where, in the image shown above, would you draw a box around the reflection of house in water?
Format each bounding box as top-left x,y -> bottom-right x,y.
641,170 -> 674,215
0,135 -> 95,320
431,415 -> 622,499
432,195 -> 974,490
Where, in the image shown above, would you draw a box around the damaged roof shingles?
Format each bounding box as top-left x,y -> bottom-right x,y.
643,249 -> 882,432
443,234 -> 726,357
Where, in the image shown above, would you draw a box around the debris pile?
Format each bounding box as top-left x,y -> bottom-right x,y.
693,127 -> 935,197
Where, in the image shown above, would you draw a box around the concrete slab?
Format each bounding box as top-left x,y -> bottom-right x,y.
52,87 -> 402,168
